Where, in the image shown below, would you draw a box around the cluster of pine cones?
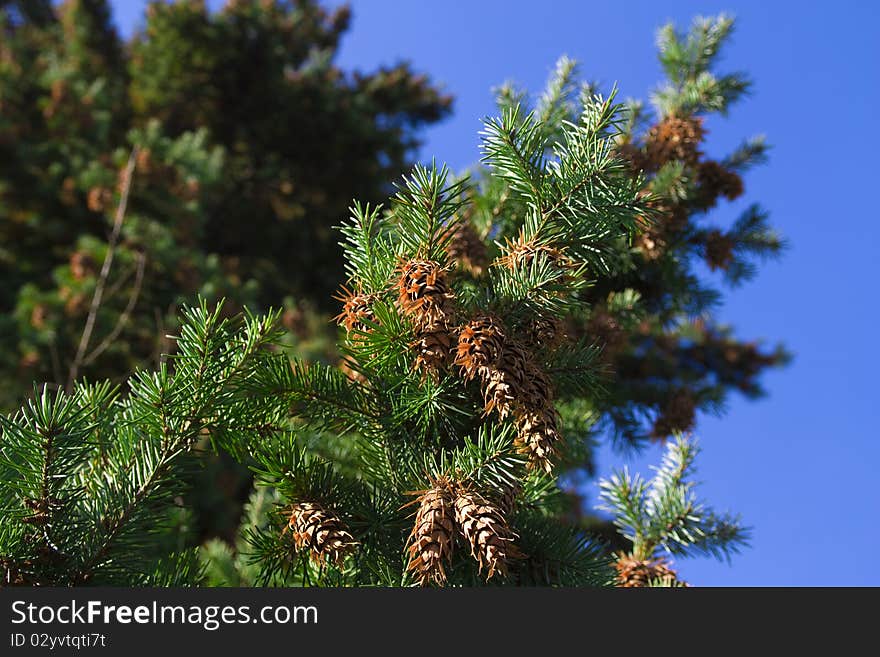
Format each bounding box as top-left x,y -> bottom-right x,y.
651,388 -> 697,440
284,478 -> 522,586
620,114 -> 744,268
407,476 -> 521,585
337,239 -> 565,474
394,249 -> 563,473
456,315 -> 561,473
325,222 -> 575,583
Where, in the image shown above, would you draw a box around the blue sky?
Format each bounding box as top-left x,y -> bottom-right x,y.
109,0 -> 880,585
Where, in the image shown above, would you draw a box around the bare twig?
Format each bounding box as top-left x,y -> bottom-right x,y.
102,258 -> 142,302
67,148 -> 138,390
81,250 -> 147,367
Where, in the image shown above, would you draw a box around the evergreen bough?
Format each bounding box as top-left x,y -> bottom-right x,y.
1,14 -> 773,587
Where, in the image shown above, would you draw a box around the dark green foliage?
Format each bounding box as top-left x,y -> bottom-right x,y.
0,302 -> 282,585
0,0 -> 450,409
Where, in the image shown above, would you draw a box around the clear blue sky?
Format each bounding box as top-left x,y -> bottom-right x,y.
109,0 -> 880,586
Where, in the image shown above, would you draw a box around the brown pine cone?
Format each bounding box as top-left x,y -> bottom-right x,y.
396,259 -> 455,331
454,486 -> 522,579
514,405 -> 562,474
445,219 -> 488,276
406,478 -> 456,586
412,328 -> 455,378
287,502 -> 357,566
333,287 -> 377,336
644,115 -> 705,169
615,554 -> 687,587
455,315 -> 506,380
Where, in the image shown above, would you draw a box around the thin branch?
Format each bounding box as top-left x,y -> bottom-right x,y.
82,250 -> 146,367
67,148 -> 138,390
102,258 -> 141,302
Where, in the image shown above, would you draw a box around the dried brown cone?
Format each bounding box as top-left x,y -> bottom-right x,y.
333,287 -> 377,336
30,304 -> 48,330
406,478 -> 456,586
445,219 -> 488,276
396,259 -> 455,331
644,115 -> 705,169
135,147 -> 153,174
522,358 -> 555,412
498,235 -> 572,277
286,502 -> 357,567
523,316 -> 564,351
635,228 -> 666,261
615,141 -> 647,174
697,160 -> 744,207
454,486 -> 522,580
481,340 -> 533,419
651,389 -> 697,440
704,229 -> 736,271
615,554 -> 687,587
658,202 -> 689,234
411,328 -> 455,378
514,405 -> 562,474
634,200 -> 689,261
455,315 -> 506,380
496,481 -> 522,517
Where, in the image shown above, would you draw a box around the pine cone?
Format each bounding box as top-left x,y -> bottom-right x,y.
615,554 -> 686,587
644,115 -> 705,170
634,202 -> 688,260
287,502 -> 357,566
481,341 -> 532,418
406,479 -> 456,586
454,487 -> 522,579
651,389 -> 697,439
333,287 -> 376,336
635,229 -> 666,260
412,328 -> 454,378
697,160 -> 744,207
396,259 -> 455,331
521,358 -> 554,411
523,316 -> 563,351
657,202 -> 689,234
455,315 -> 506,380
704,230 -> 736,271
498,236 -> 572,276
514,406 -> 562,473
445,219 -> 488,276
496,481 -> 522,517
30,304 -> 48,329
615,141 -> 647,174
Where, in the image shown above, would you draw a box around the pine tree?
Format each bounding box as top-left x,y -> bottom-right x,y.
0,0 -> 450,410
1,14 -> 776,587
